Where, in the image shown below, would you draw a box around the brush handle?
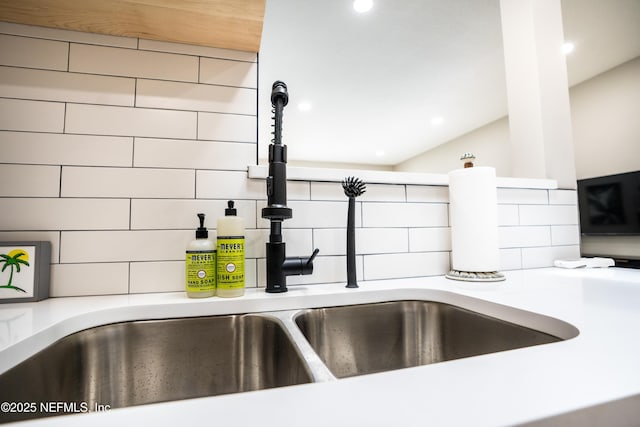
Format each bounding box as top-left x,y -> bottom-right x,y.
346,197 -> 358,288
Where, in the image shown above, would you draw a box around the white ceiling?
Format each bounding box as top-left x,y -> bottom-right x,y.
258,0 -> 640,167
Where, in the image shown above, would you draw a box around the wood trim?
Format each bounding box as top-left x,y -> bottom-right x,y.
0,0 -> 265,52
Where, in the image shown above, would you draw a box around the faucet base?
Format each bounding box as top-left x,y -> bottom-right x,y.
265,284 -> 288,293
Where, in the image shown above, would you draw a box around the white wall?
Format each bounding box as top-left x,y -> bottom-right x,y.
0,23 -> 580,297
398,56 -> 640,261
570,57 -> 640,180
397,56 -> 640,179
394,117 -> 511,176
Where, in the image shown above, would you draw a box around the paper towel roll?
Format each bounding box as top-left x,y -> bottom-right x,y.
448,166 -> 500,272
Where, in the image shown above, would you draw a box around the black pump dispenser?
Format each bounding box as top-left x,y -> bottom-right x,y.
196,213 -> 208,238
225,200 -> 237,216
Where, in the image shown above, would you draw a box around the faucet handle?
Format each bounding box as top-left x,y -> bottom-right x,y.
283,248 -> 319,277
300,248 -> 319,275
307,248 -> 320,266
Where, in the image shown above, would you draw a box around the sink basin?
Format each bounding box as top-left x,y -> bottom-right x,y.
295,300 -> 563,378
0,314 -> 311,423
0,296 -> 577,423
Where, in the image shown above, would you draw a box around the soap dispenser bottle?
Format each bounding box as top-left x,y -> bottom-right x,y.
216,201 -> 245,298
185,213 -> 216,298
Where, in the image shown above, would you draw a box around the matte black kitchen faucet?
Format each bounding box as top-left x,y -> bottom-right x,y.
262,81 -> 319,293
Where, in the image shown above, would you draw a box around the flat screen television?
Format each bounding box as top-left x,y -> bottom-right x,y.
577,171 -> 640,235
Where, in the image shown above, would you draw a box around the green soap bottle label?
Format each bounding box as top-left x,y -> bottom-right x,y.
186,250 -> 216,292
217,237 -> 245,289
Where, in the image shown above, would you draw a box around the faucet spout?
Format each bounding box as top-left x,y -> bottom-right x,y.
262,81 -> 318,293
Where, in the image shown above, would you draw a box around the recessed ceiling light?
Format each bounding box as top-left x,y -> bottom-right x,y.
353,0 -> 373,13
562,42 -> 575,55
375,150 -> 385,157
431,116 -> 444,126
298,102 -> 312,111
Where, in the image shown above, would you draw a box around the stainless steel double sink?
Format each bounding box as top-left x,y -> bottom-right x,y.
0,299 -> 577,423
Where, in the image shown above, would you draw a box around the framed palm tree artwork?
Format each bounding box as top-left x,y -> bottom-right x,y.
0,242 -> 50,303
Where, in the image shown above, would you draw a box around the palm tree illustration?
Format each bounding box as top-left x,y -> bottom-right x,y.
0,252 -> 29,293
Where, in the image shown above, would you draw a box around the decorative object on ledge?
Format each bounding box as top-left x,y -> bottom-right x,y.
0,242 -> 50,303
342,176 -> 366,288
460,152 -> 476,168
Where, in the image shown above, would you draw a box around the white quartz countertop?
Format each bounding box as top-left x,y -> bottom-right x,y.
2,268 -> 640,426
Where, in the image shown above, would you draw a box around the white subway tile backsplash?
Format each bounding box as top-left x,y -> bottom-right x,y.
136,79 -> 256,115
286,181 -> 312,201
200,58 -> 258,88
312,229 -> 345,256
134,138 -> 254,170
0,164 -> 60,197
409,228 -> 451,252
69,44 -> 198,82
61,167 -> 195,198
313,228 -> 408,256
245,259 -> 258,288
406,185 -> 449,203
500,248 -> 522,270
197,170 -> 265,200
0,22 -> 137,48
0,34 -> 68,70
139,39 -> 256,62
60,230 -> 192,263
549,189 -> 578,205
0,231 -> 60,263
360,184 -> 406,202
498,226 -> 551,248
521,245 -> 580,268
362,203 -> 448,228
198,112 -> 256,142
65,104 -> 197,139
357,228 -> 408,254
245,229 -> 265,258
51,263 -> 129,296
363,252 -> 449,280
0,132 -> 133,167
498,205 -> 520,226
130,261 -> 184,293
284,255 -> 362,286
130,199 -> 256,230
497,188 -> 548,205
258,200 -> 349,229
0,199 -> 129,230
0,98 -> 64,132
519,205 -> 579,226
310,182 -> 346,201
0,66 -> 135,106
551,225 -> 580,246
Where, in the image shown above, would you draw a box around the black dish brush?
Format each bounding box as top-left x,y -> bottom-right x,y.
342,176 -> 366,288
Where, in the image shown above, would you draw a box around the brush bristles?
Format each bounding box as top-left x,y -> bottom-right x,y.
342,176 -> 366,198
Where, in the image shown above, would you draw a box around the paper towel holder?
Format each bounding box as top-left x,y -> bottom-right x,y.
446,155 -> 506,282
445,270 -> 505,282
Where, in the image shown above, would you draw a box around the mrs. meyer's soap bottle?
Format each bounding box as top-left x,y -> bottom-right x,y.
216,201 -> 245,298
185,213 -> 216,298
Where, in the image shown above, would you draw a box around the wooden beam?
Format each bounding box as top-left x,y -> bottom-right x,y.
0,0 -> 266,52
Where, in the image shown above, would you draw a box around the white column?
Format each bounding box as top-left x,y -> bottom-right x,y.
500,0 -> 577,189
